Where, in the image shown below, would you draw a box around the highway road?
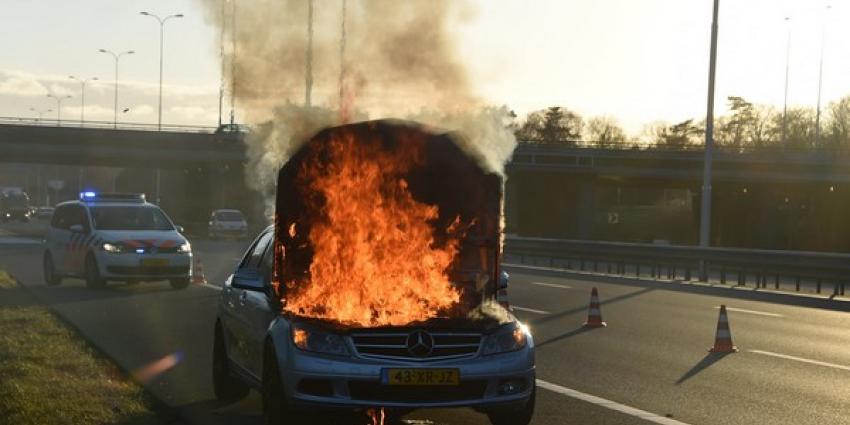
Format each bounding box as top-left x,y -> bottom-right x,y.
1,228 -> 849,425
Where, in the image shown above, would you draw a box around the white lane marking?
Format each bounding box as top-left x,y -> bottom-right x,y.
231,257 -> 242,262
0,236 -> 42,245
714,306 -> 783,318
511,305 -> 550,314
532,281 -> 572,289
537,379 -> 692,425
199,283 -> 223,291
749,350 -> 850,372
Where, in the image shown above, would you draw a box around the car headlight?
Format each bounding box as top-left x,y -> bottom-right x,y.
291,323 -> 350,356
177,242 -> 191,253
101,242 -> 123,253
481,322 -> 529,356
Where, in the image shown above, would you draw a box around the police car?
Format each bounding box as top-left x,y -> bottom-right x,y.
43,192 -> 192,289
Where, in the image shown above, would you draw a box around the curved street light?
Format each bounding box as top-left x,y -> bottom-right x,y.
69,76 -> 99,126
140,11 -> 184,206
98,48 -> 135,128
140,11 -> 184,131
46,94 -> 72,126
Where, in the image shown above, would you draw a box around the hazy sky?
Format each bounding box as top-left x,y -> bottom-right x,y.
1,0 -> 847,133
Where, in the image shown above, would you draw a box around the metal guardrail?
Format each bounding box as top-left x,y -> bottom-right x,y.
0,116 -> 218,133
505,236 -> 848,296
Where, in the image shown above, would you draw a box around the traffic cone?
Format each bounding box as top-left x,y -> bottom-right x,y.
191,256 -> 207,285
583,287 -> 607,328
709,305 -> 738,353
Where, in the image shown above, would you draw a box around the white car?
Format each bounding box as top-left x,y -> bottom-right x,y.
208,209 -> 248,238
43,192 -> 192,289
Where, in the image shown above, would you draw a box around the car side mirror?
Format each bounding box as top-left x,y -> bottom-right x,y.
175,225 -> 185,233
69,224 -> 85,233
499,271 -> 510,290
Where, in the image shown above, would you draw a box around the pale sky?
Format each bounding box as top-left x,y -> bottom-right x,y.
1,0 -> 848,134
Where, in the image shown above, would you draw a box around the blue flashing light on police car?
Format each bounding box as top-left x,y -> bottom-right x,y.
80,191 -> 97,200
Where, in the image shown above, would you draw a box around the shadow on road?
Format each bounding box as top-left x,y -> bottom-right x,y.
674,352 -> 731,385
529,286 -> 655,326
535,325 -> 596,349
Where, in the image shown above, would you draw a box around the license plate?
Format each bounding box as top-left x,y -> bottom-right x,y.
141,258 -> 169,267
382,368 -> 459,386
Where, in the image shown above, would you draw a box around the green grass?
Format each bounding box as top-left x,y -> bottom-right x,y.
0,271 -> 159,425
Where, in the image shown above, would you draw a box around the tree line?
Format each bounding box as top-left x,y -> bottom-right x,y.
514,95 -> 850,151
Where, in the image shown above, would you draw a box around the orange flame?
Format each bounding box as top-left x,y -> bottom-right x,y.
282,131 -> 463,327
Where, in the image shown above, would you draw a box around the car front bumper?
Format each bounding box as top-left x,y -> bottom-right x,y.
280,346 -> 535,410
95,251 -> 192,280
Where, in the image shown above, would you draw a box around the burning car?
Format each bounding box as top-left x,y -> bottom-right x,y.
212,120 -> 535,424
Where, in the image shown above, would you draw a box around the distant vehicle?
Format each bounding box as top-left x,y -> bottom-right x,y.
208,209 -> 248,239
35,207 -> 55,220
42,192 -> 192,289
0,191 -> 32,222
214,123 -> 251,135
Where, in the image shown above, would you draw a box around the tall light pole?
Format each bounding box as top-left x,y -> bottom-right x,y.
46,94 -> 72,126
29,107 -> 52,122
140,11 -> 184,131
140,11 -> 182,207
781,17 -> 791,151
98,49 -> 135,129
815,4 -> 831,147
218,0 -> 226,127
69,76 -> 98,126
305,0 -> 314,107
699,0 -> 720,281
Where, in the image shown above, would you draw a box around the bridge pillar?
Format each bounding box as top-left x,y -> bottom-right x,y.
576,179 -> 596,239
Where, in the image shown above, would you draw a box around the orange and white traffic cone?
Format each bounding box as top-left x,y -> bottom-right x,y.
191,256 -> 207,285
709,305 -> 738,353
583,287 -> 607,328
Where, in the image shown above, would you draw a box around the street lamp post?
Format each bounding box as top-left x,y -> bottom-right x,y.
140,11 -> 184,131
782,17 -> 791,151
815,5 -> 831,147
46,94 -> 72,126
699,0 -> 720,281
98,49 -> 135,129
141,11 -> 183,207
68,76 -> 98,127
29,107 -> 53,122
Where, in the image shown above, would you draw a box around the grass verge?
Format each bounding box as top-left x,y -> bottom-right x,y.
0,270 -> 160,425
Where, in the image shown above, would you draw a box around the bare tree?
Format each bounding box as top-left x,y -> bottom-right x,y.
585,116 -> 626,148
516,106 -> 582,144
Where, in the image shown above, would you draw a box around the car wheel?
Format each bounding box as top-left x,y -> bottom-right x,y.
170,278 -> 191,290
43,253 -> 62,286
487,386 -> 536,425
212,323 -> 249,402
263,344 -> 306,425
84,254 -> 106,289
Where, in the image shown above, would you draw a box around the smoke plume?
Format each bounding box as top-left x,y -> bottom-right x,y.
198,0 -> 517,216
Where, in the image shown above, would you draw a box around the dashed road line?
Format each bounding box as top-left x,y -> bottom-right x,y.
715,306 -> 783,318
531,281 -> 572,289
749,350 -> 850,372
511,305 -> 550,314
537,379 -> 692,425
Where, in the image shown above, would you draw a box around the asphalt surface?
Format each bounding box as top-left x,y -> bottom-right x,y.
1,225 -> 849,425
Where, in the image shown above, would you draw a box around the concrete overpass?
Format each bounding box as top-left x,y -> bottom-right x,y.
3,121 -> 849,252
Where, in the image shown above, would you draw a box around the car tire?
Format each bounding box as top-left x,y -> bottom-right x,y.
263,344 -> 306,425
487,386 -> 536,425
43,252 -> 62,286
212,323 -> 249,402
84,254 -> 106,289
170,278 -> 191,290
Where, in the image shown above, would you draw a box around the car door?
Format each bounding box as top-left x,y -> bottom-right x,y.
241,237 -> 280,379
65,205 -> 93,276
47,205 -> 72,274
223,230 -> 273,377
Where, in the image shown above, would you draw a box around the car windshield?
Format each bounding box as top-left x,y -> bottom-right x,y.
90,206 -> 173,231
215,211 -> 244,221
